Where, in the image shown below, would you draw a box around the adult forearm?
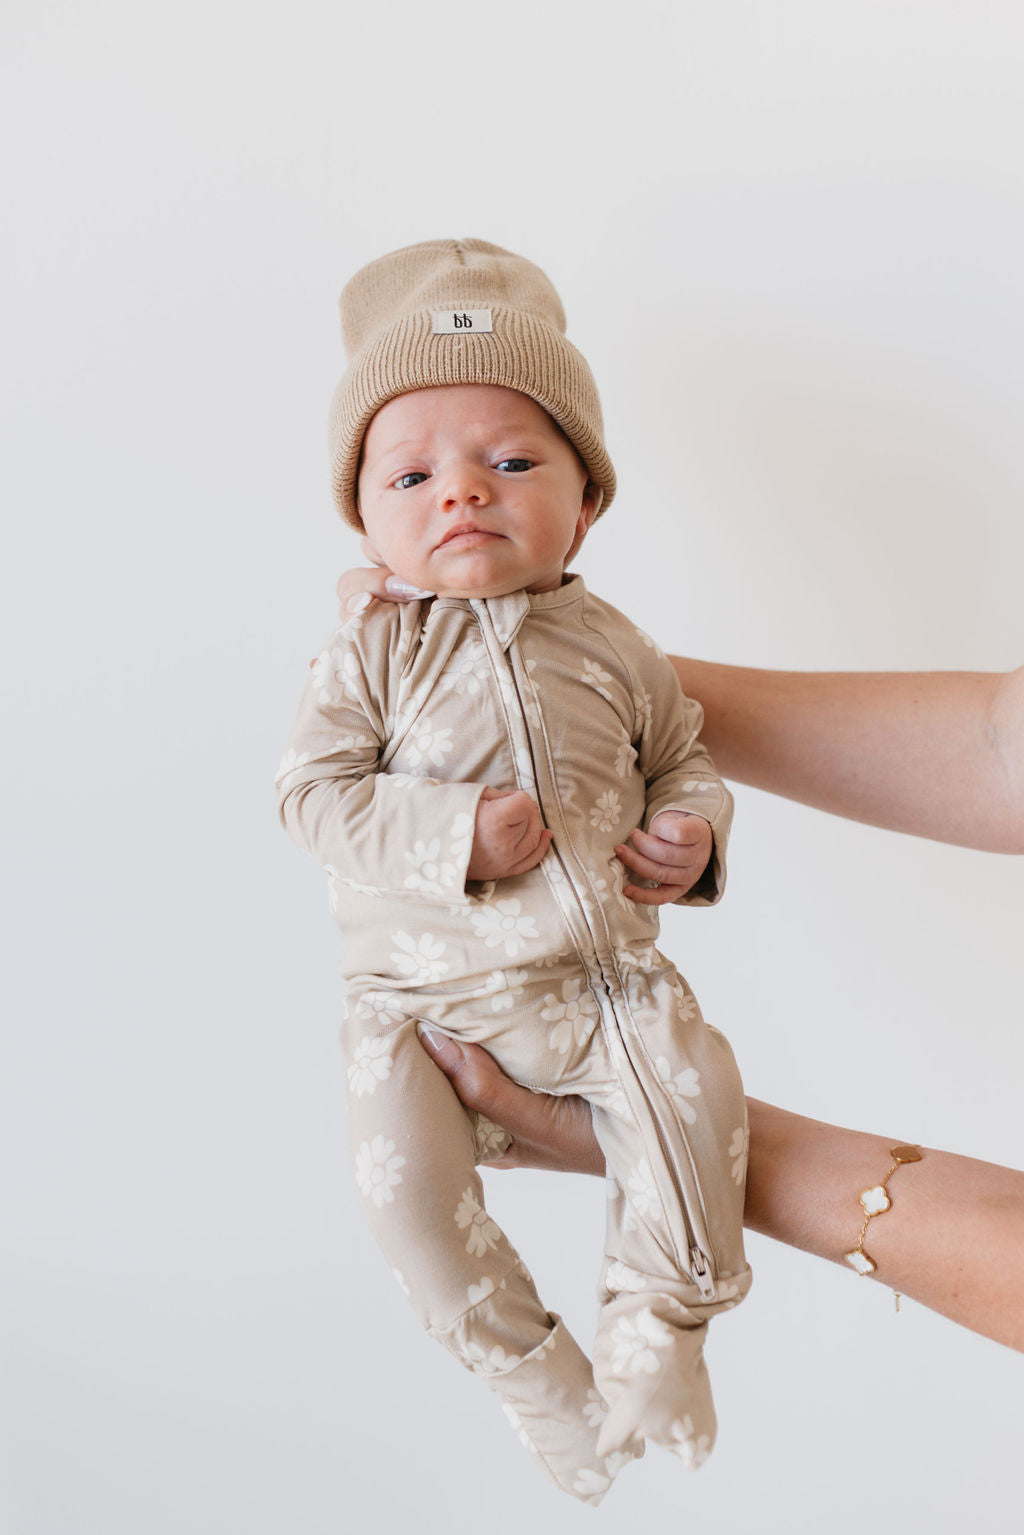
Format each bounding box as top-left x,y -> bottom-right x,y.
670,660 -> 1024,853
744,1099 -> 1024,1352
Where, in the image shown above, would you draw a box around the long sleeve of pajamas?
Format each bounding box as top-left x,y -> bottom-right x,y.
277,576 -> 752,1504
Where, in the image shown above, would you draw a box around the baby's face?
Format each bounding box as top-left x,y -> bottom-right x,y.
357,384 -> 601,599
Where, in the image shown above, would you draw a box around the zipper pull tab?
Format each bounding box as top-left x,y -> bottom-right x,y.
690,1245 -> 716,1301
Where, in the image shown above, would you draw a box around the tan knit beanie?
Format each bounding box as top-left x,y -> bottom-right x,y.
328,238 -> 616,528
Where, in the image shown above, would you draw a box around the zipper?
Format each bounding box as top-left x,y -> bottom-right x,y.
474,602 -> 719,1298
689,1245 -> 716,1302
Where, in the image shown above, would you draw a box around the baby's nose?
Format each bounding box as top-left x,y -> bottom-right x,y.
439,460 -> 489,509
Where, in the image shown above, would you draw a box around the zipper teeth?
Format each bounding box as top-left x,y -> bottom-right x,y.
478,607 -> 716,1294
619,990 -> 716,1278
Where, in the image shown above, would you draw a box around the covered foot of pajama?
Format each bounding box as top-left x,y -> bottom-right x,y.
592,1291 -> 716,1467
473,1312 -> 643,1505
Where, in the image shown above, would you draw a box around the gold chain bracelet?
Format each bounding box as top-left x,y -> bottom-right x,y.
844,1144 -> 923,1289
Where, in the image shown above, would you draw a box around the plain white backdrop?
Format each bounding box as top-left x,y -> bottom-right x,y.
4,4 -> 1022,1533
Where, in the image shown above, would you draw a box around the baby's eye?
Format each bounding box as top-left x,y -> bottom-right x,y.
496,458 -> 532,474
395,472 -> 427,490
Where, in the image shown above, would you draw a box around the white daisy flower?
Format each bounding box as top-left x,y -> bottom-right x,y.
387,686 -> 428,734
729,1122 -> 749,1187
454,1188 -> 502,1256
440,638 -> 490,695
346,1036 -> 393,1096
634,626 -> 666,659
389,931 -> 448,983
542,977 -> 600,1055
614,739 -> 637,778
486,967 -> 528,1011
609,1307 -> 672,1375
404,717 -> 454,769
604,1260 -> 649,1295
669,1415 -> 712,1469
472,1114 -> 510,1160
654,1057 -> 702,1125
332,733 -> 374,753
313,646 -> 360,706
633,687 -> 653,732
469,899 -> 539,957
384,772 -> 421,791
275,747 -> 312,784
627,1158 -> 660,1218
618,943 -> 659,974
672,982 -> 699,1023
354,991 -> 406,1027
581,657 -> 615,701
403,837 -> 456,895
589,790 -> 623,833
582,1388 -> 608,1428
355,1136 -> 405,1207
463,1342 -> 521,1373
573,1468 -> 610,1501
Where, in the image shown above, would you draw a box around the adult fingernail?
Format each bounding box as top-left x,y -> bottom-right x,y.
385,576 -> 434,598
347,591 -> 373,615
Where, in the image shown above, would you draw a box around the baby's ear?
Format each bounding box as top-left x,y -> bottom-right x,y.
581,480 -> 603,524
565,484 -> 602,564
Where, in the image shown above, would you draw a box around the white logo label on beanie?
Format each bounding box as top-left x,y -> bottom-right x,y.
431,310 -> 493,334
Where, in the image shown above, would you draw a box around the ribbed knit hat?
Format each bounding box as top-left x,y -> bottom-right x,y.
328,238 -> 616,527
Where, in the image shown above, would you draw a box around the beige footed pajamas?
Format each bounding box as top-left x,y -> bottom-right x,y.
277,575 -> 752,1504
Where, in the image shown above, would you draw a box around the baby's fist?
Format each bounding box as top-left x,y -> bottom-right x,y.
615,811 -> 713,905
467,788 -> 553,882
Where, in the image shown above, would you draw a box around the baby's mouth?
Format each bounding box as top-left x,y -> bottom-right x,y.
437,525 -> 504,549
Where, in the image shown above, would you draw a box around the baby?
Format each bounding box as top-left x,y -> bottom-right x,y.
277,239 -> 752,1505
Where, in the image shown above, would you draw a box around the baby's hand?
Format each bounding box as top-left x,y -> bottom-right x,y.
467,788 -> 553,881
615,811 -> 713,905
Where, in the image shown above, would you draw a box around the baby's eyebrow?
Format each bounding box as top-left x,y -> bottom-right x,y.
374,438 -> 425,454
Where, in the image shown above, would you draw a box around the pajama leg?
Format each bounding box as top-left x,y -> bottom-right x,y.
589,1087 -> 752,1468
344,1011 -> 639,1504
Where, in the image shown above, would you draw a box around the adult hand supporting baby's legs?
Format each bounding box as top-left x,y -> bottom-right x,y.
419,1025 -> 605,1175
419,1036 -> 1024,1353
347,1013 -> 636,1503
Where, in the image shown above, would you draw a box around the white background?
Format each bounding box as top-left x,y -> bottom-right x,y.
4,4 -> 1022,1533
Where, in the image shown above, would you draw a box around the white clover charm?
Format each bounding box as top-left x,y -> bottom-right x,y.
860,1184 -> 892,1216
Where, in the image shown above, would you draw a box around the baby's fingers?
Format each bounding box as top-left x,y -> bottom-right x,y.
615,834 -> 698,884
503,827 -> 553,876
624,826 -> 701,868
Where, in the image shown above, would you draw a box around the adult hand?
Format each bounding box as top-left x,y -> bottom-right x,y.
418,1028 -> 605,1175
336,544 -> 432,621
417,1030 -> 1024,1351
